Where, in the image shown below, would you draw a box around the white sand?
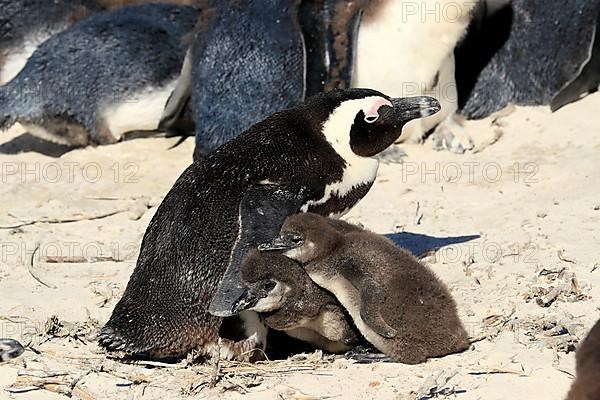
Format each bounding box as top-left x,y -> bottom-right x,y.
0,92 -> 598,399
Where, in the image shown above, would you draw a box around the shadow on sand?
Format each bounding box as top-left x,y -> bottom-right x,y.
384,232 -> 480,257
0,133 -> 73,158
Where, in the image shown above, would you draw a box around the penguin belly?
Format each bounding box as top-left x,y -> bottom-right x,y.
99,80 -> 178,141
353,0 -> 476,141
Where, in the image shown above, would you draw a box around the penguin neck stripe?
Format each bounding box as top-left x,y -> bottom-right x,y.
321,96 -> 389,161
302,97 -> 383,212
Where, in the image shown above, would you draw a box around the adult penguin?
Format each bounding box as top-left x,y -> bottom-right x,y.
0,0 -> 101,83
456,0 -> 600,118
99,88 -> 440,360
160,0 -> 367,160
0,4 -> 198,146
0,0 -> 198,84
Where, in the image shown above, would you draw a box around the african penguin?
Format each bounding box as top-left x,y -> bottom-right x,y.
0,0 -> 101,84
457,0 -> 600,118
261,213 -> 470,364
0,338 -> 24,362
298,0 -> 369,95
99,88 -> 440,360
567,319 -> 600,400
233,249 -> 360,353
353,0 -> 478,150
0,3 -> 198,146
160,0 -> 305,160
160,0 -> 368,160
0,0 -> 197,85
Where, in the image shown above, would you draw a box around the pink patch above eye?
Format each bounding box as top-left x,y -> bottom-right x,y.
364,97 -> 393,120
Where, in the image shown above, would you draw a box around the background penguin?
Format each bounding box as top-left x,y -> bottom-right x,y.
233,249 -> 360,353
299,0 -> 369,96
0,0 -> 197,85
0,338 -> 24,362
160,0 -> 368,160
353,0 -> 478,152
566,319 -> 600,400
98,88 -> 440,360
457,0 -> 600,119
260,213 -> 470,364
0,0 -> 101,84
160,0 -> 305,160
0,3 -> 198,147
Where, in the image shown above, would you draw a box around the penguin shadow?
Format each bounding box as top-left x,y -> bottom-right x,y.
0,131 -> 178,158
0,133 -> 74,158
383,232 -> 480,258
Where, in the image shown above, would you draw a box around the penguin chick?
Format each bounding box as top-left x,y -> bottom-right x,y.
0,4 -> 198,146
262,213 -> 470,364
234,249 -> 360,353
567,319 -> 600,400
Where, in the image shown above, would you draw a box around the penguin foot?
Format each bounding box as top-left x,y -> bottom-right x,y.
429,115 -> 474,154
374,145 -> 407,164
344,346 -> 393,364
0,338 -> 25,362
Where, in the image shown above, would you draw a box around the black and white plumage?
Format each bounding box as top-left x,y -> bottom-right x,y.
99,88 -> 440,360
0,4 -> 197,146
0,0 -> 102,84
457,0 -> 600,118
160,0 -> 367,160
353,0 -> 478,144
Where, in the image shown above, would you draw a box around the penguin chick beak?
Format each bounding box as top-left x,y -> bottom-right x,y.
390,96 -> 441,120
229,288 -> 260,315
258,233 -> 304,252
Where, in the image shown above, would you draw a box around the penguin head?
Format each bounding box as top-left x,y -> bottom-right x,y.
259,213 -> 341,264
231,250 -> 294,314
309,89 -> 440,157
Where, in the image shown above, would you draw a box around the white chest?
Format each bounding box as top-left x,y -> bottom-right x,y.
301,156 -> 379,215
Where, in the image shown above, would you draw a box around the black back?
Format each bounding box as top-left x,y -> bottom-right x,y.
191,0 -> 305,156
0,0 -> 101,55
457,0 -> 600,118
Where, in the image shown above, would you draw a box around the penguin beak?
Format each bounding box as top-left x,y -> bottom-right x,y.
390,96 -> 441,121
229,288 -> 260,315
257,234 -> 304,252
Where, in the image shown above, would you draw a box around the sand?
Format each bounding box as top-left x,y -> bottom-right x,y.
0,92 -> 598,399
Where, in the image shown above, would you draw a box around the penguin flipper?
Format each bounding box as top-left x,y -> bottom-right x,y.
551,21 -> 600,112
208,183 -> 314,317
159,48 -> 195,136
299,0 -> 366,96
338,265 -> 397,339
0,338 -> 25,362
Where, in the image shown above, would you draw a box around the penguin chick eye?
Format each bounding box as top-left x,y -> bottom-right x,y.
261,280 -> 277,292
289,233 -> 304,245
364,114 -> 379,123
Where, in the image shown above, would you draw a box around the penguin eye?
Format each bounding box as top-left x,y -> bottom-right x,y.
262,280 -> 277,292
364,114 -> 379,124
290,233 -> 304,245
